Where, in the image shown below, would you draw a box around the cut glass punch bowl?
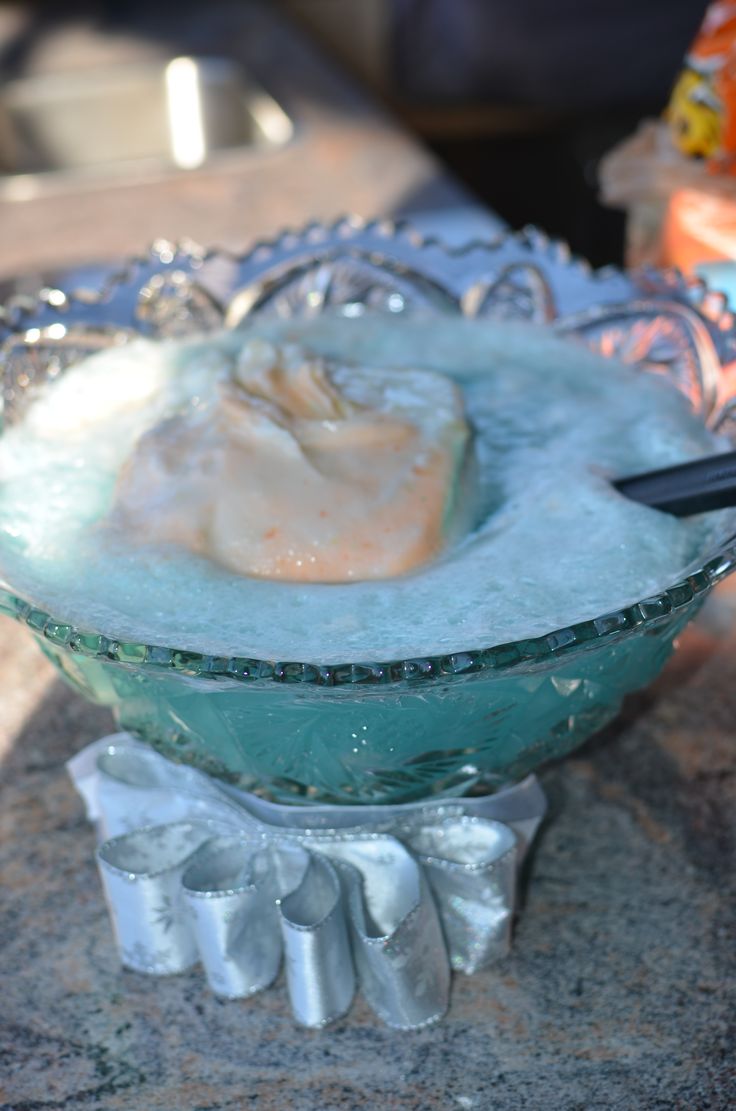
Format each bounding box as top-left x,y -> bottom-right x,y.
2,219 -> 736,805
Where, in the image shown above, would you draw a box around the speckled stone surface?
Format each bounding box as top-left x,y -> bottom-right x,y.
1,596 -> 735,1111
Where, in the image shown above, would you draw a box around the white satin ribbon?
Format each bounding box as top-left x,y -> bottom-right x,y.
68,734 -> 546,1029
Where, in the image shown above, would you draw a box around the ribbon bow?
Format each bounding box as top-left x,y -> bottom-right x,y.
68,734 -> 546,1029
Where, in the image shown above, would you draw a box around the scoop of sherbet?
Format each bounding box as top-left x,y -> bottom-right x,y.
109,338 -> 470,582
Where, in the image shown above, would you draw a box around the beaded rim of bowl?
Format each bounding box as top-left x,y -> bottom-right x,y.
2,215 -> 736,687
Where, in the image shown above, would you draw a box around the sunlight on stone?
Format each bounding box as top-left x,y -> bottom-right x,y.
0,618 -> 57,762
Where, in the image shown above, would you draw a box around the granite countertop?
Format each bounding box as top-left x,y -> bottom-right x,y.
1,598 -> 735,1111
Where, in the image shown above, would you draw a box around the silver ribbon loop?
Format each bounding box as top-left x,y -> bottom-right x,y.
97,821 -> 213,974
343,860 -> 449,1029
183,838 -> 286,999
68,733 -> 546,1029
408,817 -> 517,973
318,836 -> 449,1028
281,852 -> 356,1026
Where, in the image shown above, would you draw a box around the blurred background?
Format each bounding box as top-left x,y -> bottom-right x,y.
281,0 -> 708,266
0,0 -> 711,279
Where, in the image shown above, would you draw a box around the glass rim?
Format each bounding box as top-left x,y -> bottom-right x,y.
2,219 -> 736,686
3,540 -> 735,686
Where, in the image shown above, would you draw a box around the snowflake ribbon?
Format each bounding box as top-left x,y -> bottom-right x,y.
68,734 -> 546,1029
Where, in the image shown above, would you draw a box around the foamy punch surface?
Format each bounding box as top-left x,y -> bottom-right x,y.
0,315 -> 731,663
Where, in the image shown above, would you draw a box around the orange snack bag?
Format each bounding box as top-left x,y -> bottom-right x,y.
668,1 -> 736,171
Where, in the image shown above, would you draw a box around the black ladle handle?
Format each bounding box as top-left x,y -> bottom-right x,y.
614,450 -> 736,516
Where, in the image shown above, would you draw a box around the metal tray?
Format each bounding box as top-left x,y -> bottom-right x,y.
0,56 -> 293,200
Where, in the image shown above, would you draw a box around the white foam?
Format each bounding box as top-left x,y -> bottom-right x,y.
0,315 -> 731,663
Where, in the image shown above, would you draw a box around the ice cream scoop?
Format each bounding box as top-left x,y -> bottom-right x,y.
109,338 -> 471,582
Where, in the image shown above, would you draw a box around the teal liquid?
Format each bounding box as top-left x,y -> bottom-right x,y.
36,600 -> 693,805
